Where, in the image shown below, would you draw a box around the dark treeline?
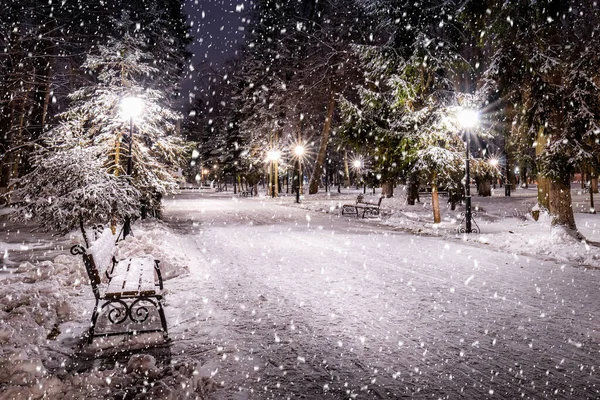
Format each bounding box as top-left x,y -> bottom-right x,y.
0,0 -> 191,234
186,0 -> 600,236
0,0 -> 190,191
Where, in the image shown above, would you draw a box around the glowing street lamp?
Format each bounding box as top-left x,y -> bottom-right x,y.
489,158 -> 499,189
294,145 -> 305,157
120,96 -> 144,239
293,145 -> 305,203
267,149 -> 281,198
351,158 -> 365,192
457,107 -> 479,234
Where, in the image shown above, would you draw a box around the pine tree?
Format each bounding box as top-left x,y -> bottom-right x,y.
340,0 -> 474,193
12,13 -> 187,234
480,0 -> 600,236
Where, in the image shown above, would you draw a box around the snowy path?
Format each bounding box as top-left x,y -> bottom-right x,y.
162,192 -> 599,399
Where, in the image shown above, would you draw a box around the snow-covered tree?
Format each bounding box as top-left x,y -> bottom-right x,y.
12,13 -> 187,234
13,138 -> 141,238
479,1 -> 600,236
1,0 -> 190,201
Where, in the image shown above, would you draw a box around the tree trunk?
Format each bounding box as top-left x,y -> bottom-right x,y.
343,150 -> 350,187
536,128 -> 550,208
505,154 -> 516,190
309,84 -> 335,194
406,174 -> 419,205
537,180 -> 550,209
431,180 -> 441,224
520,163 -> 528,188
381,180 -> 394,197
548,173 -> 577,232
591,176 -> 598,194
478,179 -> 492,196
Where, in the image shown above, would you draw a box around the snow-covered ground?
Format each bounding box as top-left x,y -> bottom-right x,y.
1,184 -> 599,399
283,183 -> 600,268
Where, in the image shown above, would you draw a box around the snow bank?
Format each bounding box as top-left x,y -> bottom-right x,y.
0,222 -> 214,399
281,187 -> 600,268
1,351 -> 219,400
114,219 -> 190,280
0,255 -> 85,398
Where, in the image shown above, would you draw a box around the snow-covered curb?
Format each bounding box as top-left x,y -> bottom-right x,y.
0,220 -> 216,400
269,190 -> 600,269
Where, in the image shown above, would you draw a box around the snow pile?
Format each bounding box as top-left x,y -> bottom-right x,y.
114,219 -> 190,280
279,187 -> 600,268
2,351 -> 218,400
0,255 -> 85,398
0,232 -> 216,399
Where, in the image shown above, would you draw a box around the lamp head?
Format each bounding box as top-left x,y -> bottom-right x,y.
120,97 -> 144,120
267,150 -> 281,162
353,160 -> 362,169
294,145 -> 305,157
457,108 -> 479,129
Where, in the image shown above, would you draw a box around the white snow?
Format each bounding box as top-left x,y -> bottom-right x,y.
0,183 -> 599,399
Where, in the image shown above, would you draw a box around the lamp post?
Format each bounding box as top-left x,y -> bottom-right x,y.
267,150 -> 281,198
489,158 -> 499,189
352,159 -> 364,192
457,108 -> 479,234
294,145 -> 305,203
120,96 -> 143,239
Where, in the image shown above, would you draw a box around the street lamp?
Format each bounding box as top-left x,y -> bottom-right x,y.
120,96 -> 143,238
457,108 -> 479,234
352,159 -> 365,193
489,158 -> 499,189
267,149 -> 281,198
294,145 -> 305,203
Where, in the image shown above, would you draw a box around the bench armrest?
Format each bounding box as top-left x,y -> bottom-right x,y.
154,260 -> 164,290
105,256 -> 119,281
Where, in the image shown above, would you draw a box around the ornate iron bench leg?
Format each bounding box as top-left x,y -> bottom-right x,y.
157,299 -> 169,340
88,300 -> 100,344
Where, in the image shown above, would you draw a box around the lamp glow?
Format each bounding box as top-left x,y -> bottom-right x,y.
120,97 -> 144,121
294,145 -> 305,157
457,108 -> 479,129
267,150 -> 281,162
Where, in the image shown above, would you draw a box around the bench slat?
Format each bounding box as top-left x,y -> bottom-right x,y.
106,257 -> 157,298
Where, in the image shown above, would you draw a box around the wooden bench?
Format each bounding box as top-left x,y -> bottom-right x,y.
70,226 -> 168,344
419,188 -> 449,197
239,190 -> 253,197
341,194 -> 384,218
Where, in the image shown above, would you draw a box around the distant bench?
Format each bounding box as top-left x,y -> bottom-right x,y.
419,188 -> 449,197
70,226 -> 168,344
341,194 -> 384,218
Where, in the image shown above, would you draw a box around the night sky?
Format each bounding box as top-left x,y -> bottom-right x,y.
182,0 -> 253,103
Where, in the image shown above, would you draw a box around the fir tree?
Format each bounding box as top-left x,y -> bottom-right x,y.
12,14 -> 187,235
480,0 -> 600,236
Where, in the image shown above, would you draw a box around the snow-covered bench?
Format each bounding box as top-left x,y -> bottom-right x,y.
341,194 -> 384,218
70,226 -> 168,344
